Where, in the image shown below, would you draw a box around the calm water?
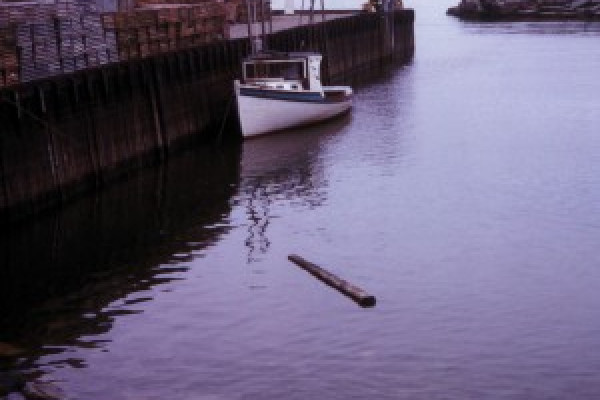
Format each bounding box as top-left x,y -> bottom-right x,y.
2,1 -> 600,398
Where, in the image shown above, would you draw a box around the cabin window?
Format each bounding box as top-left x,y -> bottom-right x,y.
244,63 -> 268,79
244,61 -> 305,80
279,62 -> 304,80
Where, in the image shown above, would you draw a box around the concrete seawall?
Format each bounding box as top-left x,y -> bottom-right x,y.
0,10 -> 415,223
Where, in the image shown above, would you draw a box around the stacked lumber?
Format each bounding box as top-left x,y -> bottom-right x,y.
0,1 -> 59,86
101,2 -> 227,60
0,0 -> 117,87
0,0 -> 229,86
0,25 -> 19,87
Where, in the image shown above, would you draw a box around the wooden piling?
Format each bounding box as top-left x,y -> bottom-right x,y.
288,254 -> 376,308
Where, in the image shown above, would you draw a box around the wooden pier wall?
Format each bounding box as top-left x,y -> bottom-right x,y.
269,11 -> 415,84
0,10 -> 414,223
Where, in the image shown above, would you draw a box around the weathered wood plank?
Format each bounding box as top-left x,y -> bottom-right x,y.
288,254 -> 376,308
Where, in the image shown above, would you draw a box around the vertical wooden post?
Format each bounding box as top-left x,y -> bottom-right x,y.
246,0 -> 254,53
44,100 -> 62,201
0,98 -> 7,213
84,73 -> 101,187
146,59 -> 166,159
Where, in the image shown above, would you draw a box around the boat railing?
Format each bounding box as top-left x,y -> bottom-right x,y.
246,80 -> 305,90
245,77 -> 287,82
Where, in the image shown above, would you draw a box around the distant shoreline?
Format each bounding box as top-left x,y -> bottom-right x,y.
447,0 -> 600,21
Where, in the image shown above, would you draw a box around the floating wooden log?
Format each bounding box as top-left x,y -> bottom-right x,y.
288,254 -> 376,308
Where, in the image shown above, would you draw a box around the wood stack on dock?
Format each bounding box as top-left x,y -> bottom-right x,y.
0,25 -> 19,87
101,0 -> 227,61
0,0 -> 231,87
0,0 -> 116,88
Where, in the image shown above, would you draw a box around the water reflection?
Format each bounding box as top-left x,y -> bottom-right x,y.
0,146 -> 240,376
238,117 -> 350,262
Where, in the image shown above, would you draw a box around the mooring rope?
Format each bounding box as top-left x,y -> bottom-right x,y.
216,93 -> 235,146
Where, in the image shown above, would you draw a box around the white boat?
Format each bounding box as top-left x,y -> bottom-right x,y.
234,51 -> 353,138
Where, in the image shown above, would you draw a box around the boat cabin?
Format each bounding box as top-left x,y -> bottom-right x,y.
241,52 -> 323,92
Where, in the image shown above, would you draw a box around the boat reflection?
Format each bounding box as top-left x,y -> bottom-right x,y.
0,146 -> 241,375
238,116 -> 350,262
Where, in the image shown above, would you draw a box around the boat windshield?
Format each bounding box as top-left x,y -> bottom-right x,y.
244,60 -> 305,81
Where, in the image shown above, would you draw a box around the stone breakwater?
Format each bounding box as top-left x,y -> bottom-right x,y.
447,0 -> 600,20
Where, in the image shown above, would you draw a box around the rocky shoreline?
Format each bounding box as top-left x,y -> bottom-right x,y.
447,0 -> 600,20
1,370 -> 65,400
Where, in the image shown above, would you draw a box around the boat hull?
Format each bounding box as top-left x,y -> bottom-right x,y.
234,81 -> 352,138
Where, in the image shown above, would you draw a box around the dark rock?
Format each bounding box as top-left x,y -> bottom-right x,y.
0,373 -> 26,396
0,343 -> 25,358
6,392 -> 27,400
22,382 -> 65,400
447,5 -> 462,15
